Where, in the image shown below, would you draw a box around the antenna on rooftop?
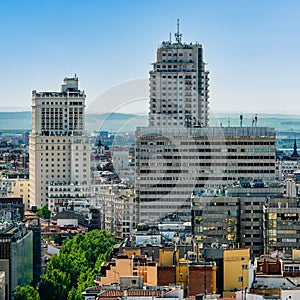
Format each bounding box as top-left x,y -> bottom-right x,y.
252,114 -> 258,127
169,32 -> 172,43
175,18 -> 182,44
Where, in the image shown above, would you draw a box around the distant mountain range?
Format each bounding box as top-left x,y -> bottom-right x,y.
0,112 -> 148,132
0,111 -> 300,134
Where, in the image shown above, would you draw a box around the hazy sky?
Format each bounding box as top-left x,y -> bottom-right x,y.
1,0 -> 300,114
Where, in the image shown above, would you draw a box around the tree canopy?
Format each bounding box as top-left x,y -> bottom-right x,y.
13,285 -> 40,300
38,230 -> 115,300
36,205 -> 52,219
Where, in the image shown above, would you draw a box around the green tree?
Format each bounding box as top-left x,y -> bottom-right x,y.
47,252 -> 87,287
39,230 -> 115,300
13,285 -> 40,300
61,230 -> 115,267
67,287 -> 82,300
38,269 -> 70,300
36,205 -> 51,219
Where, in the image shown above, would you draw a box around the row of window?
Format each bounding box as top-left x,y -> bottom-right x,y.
137,155 -> 275,160
40,174 -> 87,179
152,74 -> 197,79
138,141 -> 275,146
158,86 -> 197,90
139,190 -> 192,195
137,148 -> 274,154
41,101 -> 83,105
161,52 -> 191,57
152,81 -> 197,85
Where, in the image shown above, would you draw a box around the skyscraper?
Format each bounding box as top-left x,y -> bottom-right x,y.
149,20 -> 209,128
29,76 -> 91,209
135,22 -> 276,224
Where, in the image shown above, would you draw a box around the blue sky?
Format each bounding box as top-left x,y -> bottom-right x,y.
0,0 -> 300,114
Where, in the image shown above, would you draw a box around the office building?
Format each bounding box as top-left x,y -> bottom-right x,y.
136,126 -> 276,223
192,195 -> 240,249
29,76 -> 91,208
148,20 -> 209,128
192,184 -> 284,257
264,196 -> 300,254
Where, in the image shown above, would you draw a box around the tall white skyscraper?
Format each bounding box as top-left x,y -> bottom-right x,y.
135,22 -> 276,224
29,76 -> 91,209
149,20 -> 209,128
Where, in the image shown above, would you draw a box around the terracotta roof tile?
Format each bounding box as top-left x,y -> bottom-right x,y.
96,288 -> 176,299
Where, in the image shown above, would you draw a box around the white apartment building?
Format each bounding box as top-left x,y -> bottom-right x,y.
135,126 -> 276,223
90,184 -> 137,238
111,147 -> 135,185
276,159 -> 300,179
0,177 -> 15,197
112,147 -> 130,173
29,76 -> 91,208
0,176 -> 30,209
149,20 -> 209,128
48,182 -> 93,212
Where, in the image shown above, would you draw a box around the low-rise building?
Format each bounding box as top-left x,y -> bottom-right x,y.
48,182 -> 93,212
11,178 -> 30,210
94,252 -> 216,298
94,287 -> 184,300
223,249 -> 251,298
0,197 -> 24,221
91,184 -> 137,239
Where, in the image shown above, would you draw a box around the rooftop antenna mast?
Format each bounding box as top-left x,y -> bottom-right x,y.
175,18 -> 182,44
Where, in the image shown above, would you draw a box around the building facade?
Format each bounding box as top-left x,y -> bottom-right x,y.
148,20 -> 209,128
223,249 -> 250,298
29,76 -> 91,208
0,223 -> 34,300
192,184 -> 284,257
135,126 -> 276,223
48,182 -> 93,212
192,195 -> 240,250
264,196 -> 300,254
11,178 -> 30,210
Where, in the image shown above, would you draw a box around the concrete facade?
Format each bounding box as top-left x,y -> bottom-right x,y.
223,249 -> 250,298
29,76 -> 91,208
192,185 -> 284,257
11,178 -> 30,210
264,196 -> 300,253
148,25 -> 209,128
135,126 -> 276,223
